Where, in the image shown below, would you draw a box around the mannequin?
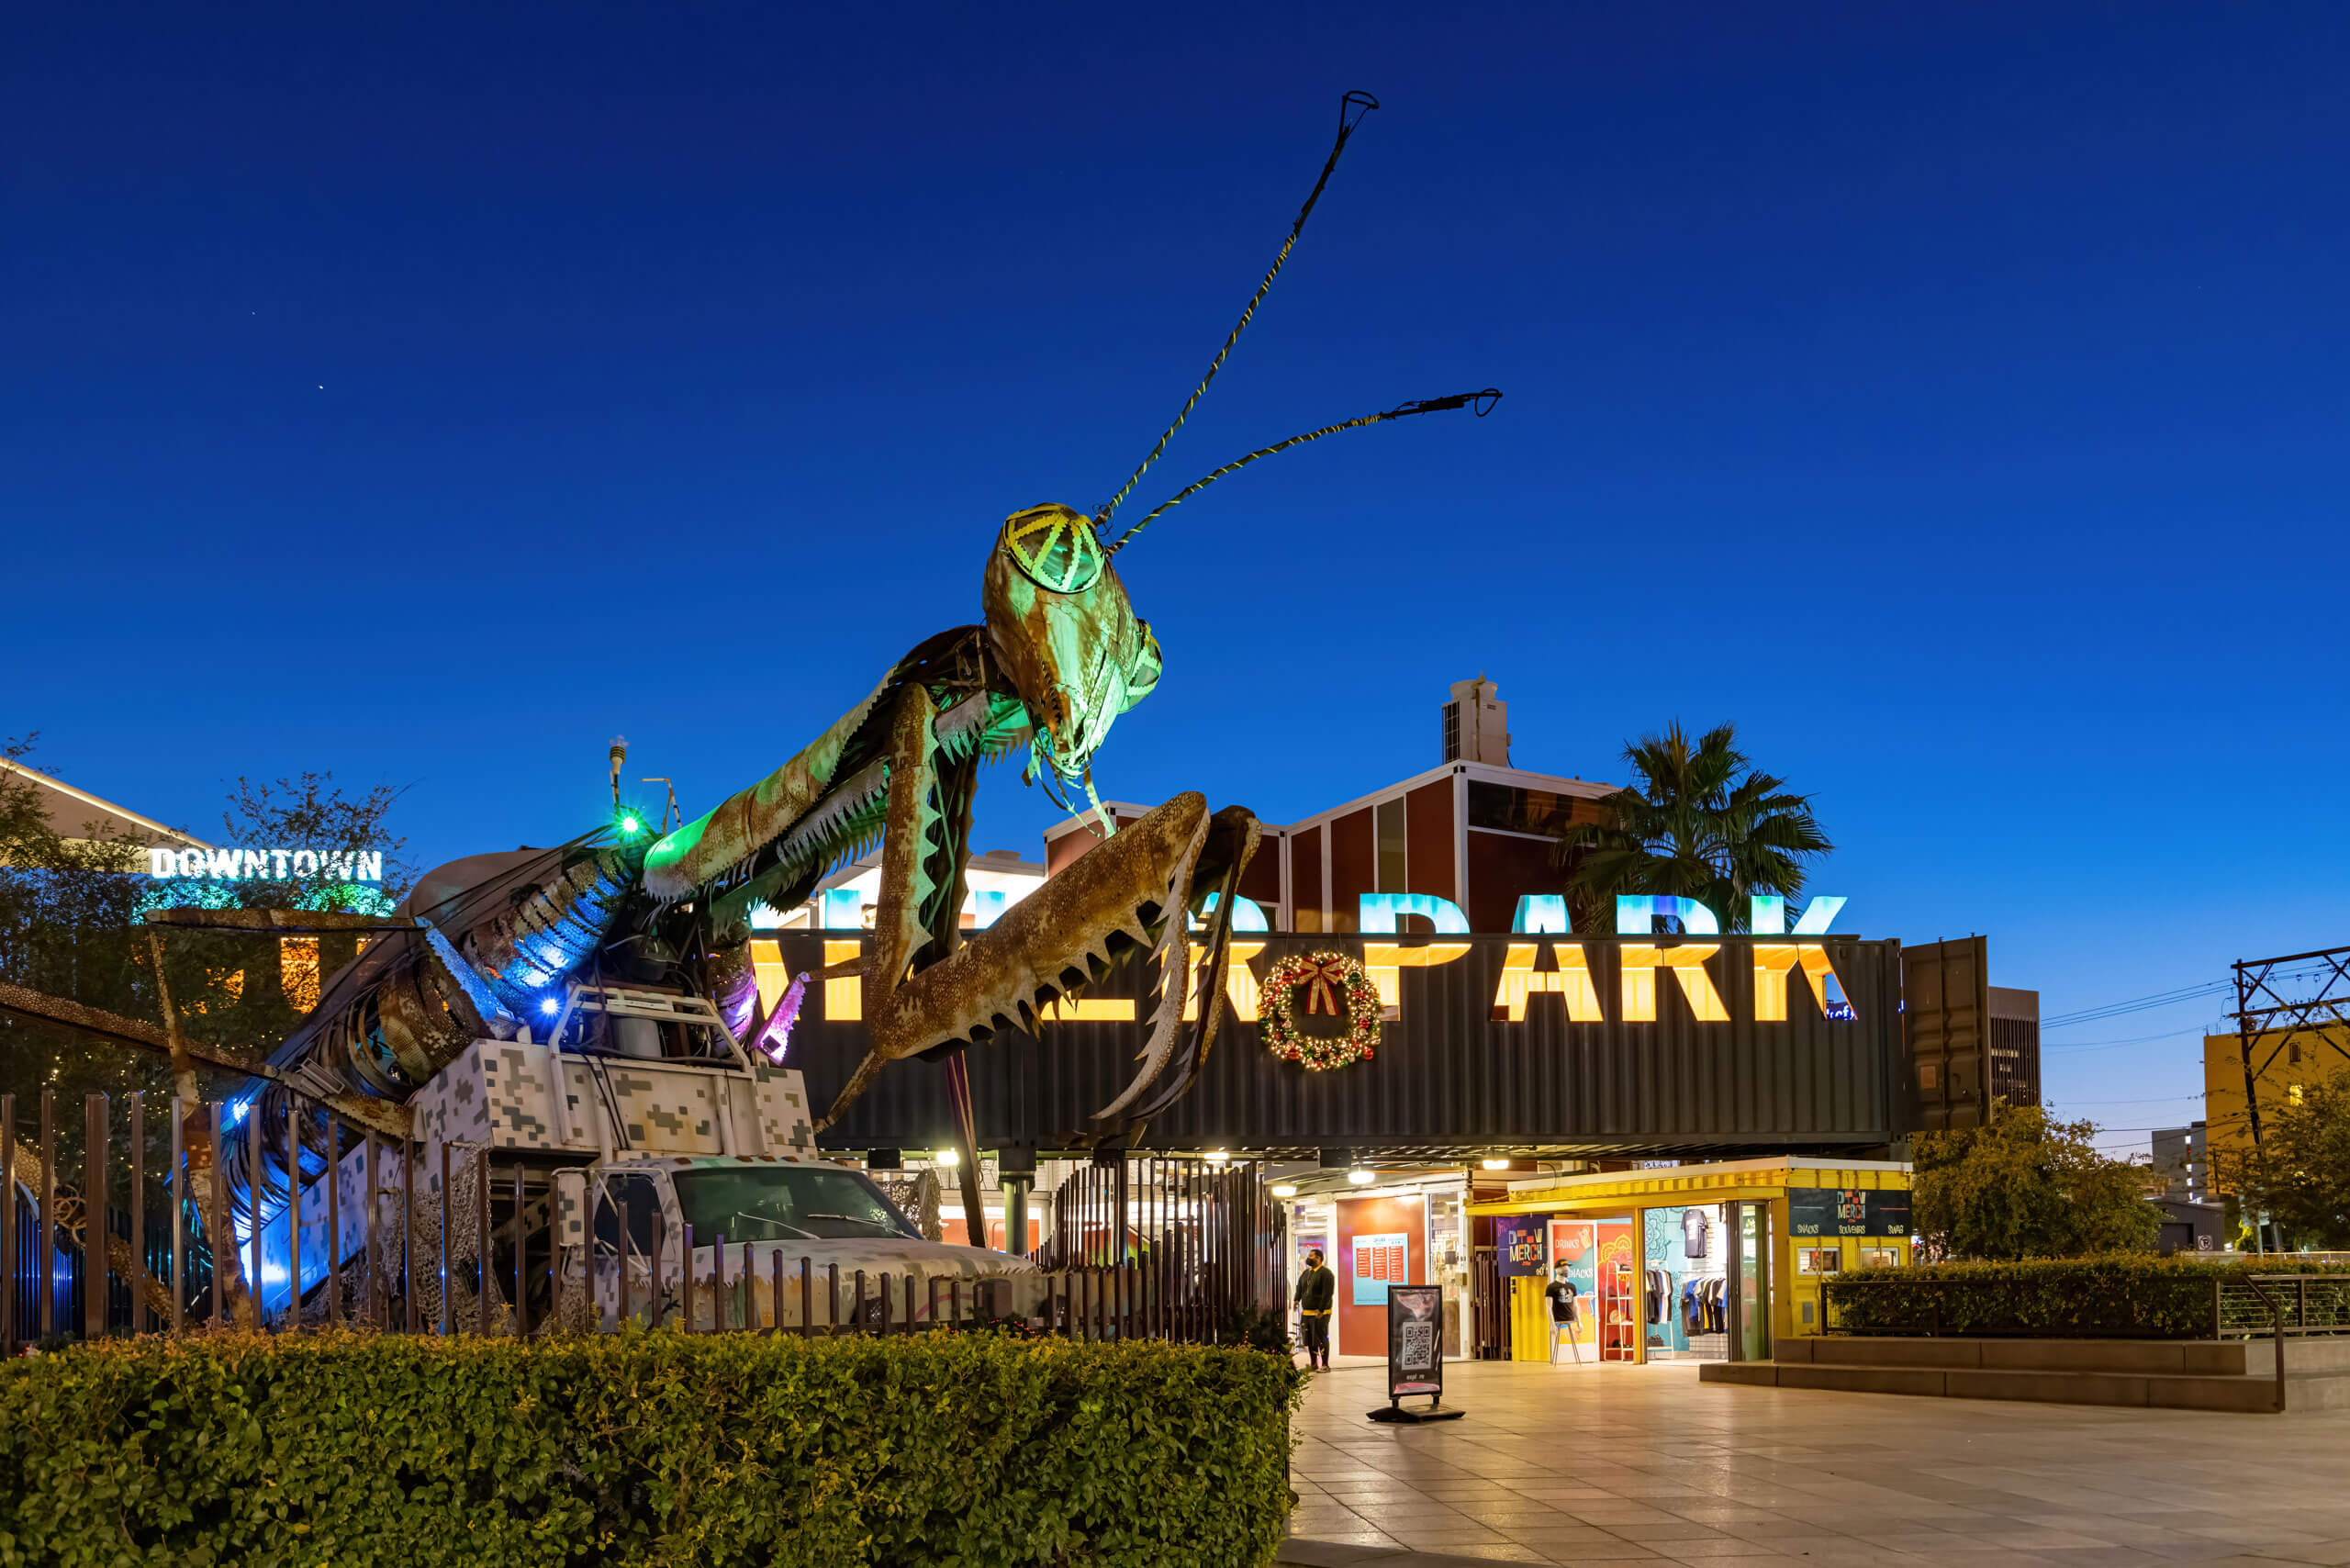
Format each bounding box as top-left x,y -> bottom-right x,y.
1545,1263 -> 1582,1364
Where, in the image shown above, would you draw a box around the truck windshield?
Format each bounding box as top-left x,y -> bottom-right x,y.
670,1166 -> 923,1243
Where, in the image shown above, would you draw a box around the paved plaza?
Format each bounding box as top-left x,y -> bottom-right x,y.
1280,1359 -> 2350,1568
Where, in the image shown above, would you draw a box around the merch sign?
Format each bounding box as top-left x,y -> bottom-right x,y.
1495,1215 -> 1548,1277
1788,1188 -> 1910,1238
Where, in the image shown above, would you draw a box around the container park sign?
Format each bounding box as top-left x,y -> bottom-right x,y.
144,847 -> 386,882
778,927 -> 1908,1155
766,890 -> 1858,1032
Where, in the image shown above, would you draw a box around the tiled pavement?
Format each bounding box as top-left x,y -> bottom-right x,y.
1279,1359 -> 2350,1568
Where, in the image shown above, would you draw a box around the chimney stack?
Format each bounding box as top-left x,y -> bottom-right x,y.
1441,675 -> 1510,766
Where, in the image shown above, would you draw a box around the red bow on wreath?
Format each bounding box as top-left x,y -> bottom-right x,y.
1300,957 -> 1350,1015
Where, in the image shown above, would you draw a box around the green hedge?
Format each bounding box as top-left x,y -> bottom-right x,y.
0,1328 -> 1304,1567
1828,1255 -> 2350,1339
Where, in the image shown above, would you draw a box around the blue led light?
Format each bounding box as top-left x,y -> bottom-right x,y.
539,998 -> 559,1016
1616,895 -> 1720,936
1511,894 -> 1569,935
1358,892 -> 1468,935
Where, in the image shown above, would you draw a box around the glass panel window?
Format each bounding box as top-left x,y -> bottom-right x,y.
1466,781 -> 1574,837
671,1166 -> 923,1242
1375,798 -> 1407,892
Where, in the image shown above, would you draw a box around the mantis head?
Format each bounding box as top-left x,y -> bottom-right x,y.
981,503 -> 1160,791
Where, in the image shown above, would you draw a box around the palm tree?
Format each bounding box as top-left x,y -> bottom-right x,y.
1550,722 -> 1831,933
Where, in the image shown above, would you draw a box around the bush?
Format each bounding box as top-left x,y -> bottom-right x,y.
0,1327 -> 1305,1567
1828,1254 -> 2350,1338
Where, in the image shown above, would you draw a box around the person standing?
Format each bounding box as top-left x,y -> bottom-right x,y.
1295,1248 -> 1337,1371
1546,1264 -> 1582,1364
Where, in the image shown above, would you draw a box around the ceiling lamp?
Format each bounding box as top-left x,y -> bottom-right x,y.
935,1148 -> 960,1168
1347,1166 -> 1375,1185
1482,1157 -> 1511,1170
1270,1182 -> 1298,1199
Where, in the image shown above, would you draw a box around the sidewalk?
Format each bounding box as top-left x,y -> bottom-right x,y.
1279,1358 -> 2350,1567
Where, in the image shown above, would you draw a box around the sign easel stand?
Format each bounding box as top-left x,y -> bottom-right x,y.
1366,1283 -> 1466,1424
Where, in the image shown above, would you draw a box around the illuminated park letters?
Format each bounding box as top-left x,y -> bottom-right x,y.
782,889 -> 1852,1025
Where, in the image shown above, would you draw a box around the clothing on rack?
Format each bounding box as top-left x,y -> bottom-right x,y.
1643,1266 -> 1671,1326
1680,1278 -> 1705,1336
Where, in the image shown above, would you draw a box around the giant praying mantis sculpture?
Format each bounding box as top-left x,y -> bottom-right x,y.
254,90 -> 1500,1194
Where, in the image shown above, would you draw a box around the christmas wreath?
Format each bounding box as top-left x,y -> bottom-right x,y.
1259,951 -> 1381,1070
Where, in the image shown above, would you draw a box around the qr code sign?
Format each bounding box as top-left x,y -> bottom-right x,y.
1399,1322 -> 1435,1370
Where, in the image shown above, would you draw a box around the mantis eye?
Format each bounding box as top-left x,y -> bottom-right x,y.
1118,622 -> 1162,712
1002,506 -> 1103,594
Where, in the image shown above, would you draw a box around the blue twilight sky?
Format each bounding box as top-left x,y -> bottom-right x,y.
7,5 -> 2346,1149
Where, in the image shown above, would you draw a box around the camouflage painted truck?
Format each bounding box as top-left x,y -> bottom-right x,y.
261,979 -> 1041,1332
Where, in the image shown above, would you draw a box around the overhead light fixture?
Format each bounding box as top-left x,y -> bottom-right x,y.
1348,1166 -> 1375,1185
1206,1149 -> 1229,1165
1270,1182 -> 1298,1199
935,1148 -> 960,1168
1482,1157 -> 1511,1170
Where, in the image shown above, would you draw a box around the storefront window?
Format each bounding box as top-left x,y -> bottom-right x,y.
1466,781 -> 1574,837
1639,1205 -> 1729,1361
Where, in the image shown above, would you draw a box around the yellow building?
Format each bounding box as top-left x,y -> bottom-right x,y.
2204,1022 -> 2350,1179
1467,1157 -> 1912,1362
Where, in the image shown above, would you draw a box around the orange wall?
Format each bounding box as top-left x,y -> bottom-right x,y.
1336,1193 -> 1429,1357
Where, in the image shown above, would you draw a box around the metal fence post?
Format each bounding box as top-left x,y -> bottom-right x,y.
513,1163 -> 527,1338
39,1090 -> 54,1338
129,1093 -> 144,1336
170,1101 -> 185,1336
286,1095 -> 304,1332
438,1142 -> 452,1337
208,1102 -> 226,1329
681,1224 -> 695,1333
324,1113 -> 340,1327
1,1093 -> 14,1353
246,1099 -> 262,1330
84,1094 -> 108,1342
402,1135 -> 416,1333
476,1146 -> 491,1336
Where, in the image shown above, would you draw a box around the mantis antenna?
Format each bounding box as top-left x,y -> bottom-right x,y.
1091,90 -> 1381,539
1105,389 -> 1503,552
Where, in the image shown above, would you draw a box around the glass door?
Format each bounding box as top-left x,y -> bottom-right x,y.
1737,1202 -> 1771,1361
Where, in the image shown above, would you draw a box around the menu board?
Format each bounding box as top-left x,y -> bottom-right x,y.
1788,1188 -> 1911,1237
1352,1231 -> 1408,1305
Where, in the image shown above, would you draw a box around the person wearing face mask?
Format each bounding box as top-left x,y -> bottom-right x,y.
1295,1248 -> 1337,1371
1545,1263 -> 1582,1364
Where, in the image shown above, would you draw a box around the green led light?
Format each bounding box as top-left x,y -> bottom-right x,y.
619,813 -> 643,837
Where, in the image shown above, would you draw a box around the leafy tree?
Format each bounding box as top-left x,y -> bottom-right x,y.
0,736 -> 173,1111
1910,1103 -> 2165,1260
0,741 -> 415,1104
2210,1069 -> 2350,1251
1550,721 -> 1832,933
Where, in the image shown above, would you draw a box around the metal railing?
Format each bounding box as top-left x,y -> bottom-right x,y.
1822,1272 -> 2350,1341
6,1090 -> 1280,1350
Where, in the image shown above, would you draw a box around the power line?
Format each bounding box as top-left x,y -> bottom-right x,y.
2042,1025 -> 2213,1052
2044,981 -> 2231,1029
